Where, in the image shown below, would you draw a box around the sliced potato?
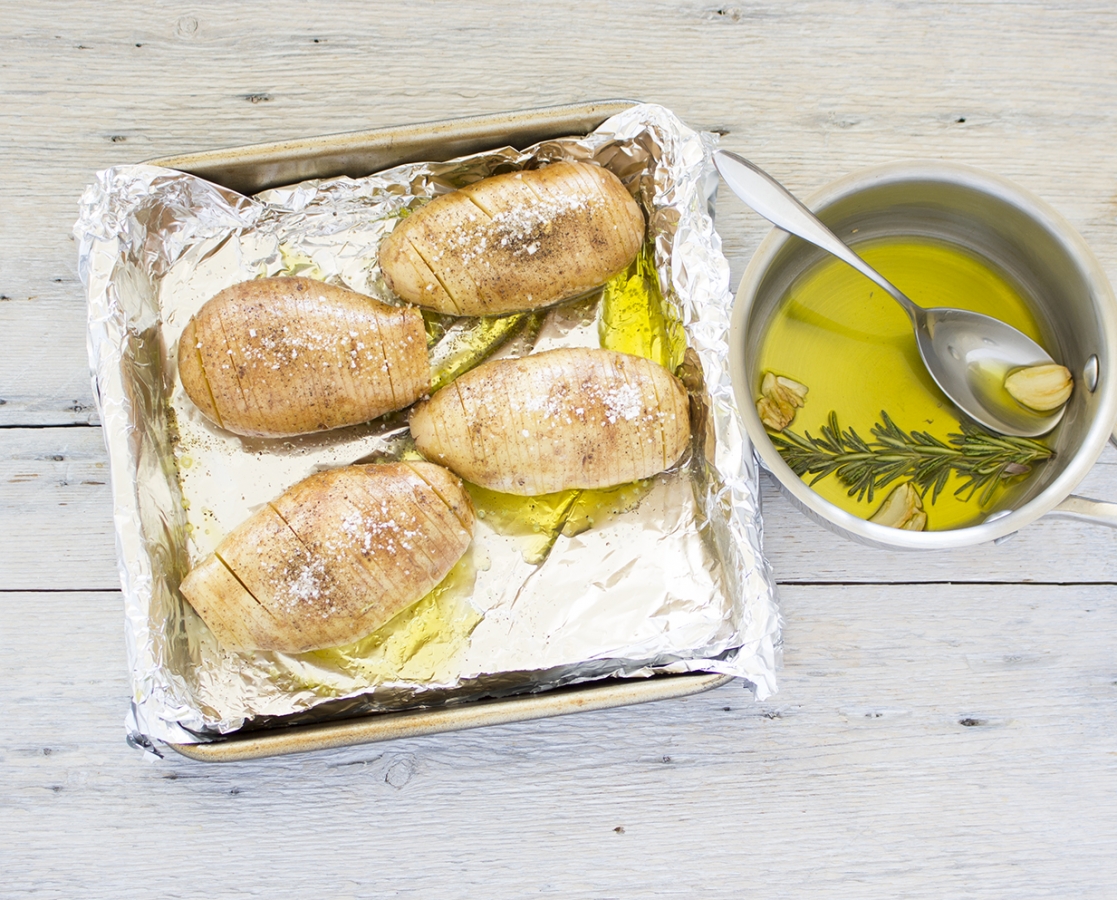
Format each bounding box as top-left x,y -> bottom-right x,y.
409,348 -> 691,495
180,462 -> 474,653
178,276 -> 428,437
379,160 -> 645,316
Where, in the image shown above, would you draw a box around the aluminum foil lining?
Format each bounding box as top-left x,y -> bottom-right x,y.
76,103 -> 781,747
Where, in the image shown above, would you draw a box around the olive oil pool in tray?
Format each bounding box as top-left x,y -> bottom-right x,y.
757,237 -> 1050,531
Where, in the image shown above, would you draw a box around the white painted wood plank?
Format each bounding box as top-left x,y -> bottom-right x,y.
4,583 -> 1115,898
0,427 -> 118,591
0,297 -> 98,427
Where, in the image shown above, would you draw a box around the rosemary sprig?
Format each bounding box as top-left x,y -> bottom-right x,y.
769,411 -> 1054,506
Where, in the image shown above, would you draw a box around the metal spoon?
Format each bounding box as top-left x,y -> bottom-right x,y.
713,149 -> 1064,437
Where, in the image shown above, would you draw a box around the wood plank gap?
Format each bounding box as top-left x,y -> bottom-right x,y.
0,422 -> 102,430
0,587 -> 121,594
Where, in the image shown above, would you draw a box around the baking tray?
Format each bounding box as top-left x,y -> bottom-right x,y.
148,99 -> 735,761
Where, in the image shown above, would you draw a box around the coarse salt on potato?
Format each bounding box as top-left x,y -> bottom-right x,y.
379,160 -> 645,316
178,276 -> 428,437
409,348 -> 691,495
179,462 -> 474,654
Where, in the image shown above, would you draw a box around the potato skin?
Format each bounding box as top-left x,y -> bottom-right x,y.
379,161 -> 645,316
180,462 -> 474,653
178,276 -> 428,437
409,348 -> 691,495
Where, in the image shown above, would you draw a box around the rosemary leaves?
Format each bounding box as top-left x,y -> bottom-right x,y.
769,411 -> 1054,506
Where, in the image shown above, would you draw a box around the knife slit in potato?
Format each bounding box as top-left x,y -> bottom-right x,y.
212,551 -> 278,623
329,495 -> 421,599
637,361 -> 670,471
402,461 -> 473,532
389,489 -> 463,582
285,292 -> 328,428
451,380 -> 486,464
460,191 -> 496,220
186,555 -> 276,649
323,304 -> 357,411
405,236 -> 465,315
356,299 -> 396,408
616,359 -> 653,480
502,176 -> 545,214
208,313 -> 254,425
187,334 -> 225,430
333,329 -> 362,415
264,500 -> 313,557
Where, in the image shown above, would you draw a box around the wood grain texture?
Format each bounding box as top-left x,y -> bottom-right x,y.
0,298 -> 97,427
4,585 -> 1116,898
4,1 -> 1117,896
0,427 -> 117,591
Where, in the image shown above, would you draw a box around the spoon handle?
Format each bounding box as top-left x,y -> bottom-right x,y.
713,150 -> 923,325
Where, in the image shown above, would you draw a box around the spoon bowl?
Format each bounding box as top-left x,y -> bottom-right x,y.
918,306 -> 1063,436
713,150 -> 1064,437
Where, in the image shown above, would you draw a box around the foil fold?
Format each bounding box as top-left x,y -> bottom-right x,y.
76,104 -> 781,748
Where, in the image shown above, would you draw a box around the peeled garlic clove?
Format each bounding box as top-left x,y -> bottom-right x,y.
772,375 -> 808,408
1004,364 -> 1073,412
756,371 -> 808,431
757,396 -> 793,431
900,508 -> 928,531
869,482 -> 927,531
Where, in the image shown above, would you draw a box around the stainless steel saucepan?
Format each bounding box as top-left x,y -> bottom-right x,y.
727,161 -> 1117,550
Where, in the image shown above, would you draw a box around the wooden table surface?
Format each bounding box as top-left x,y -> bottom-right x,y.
4,2 -> 1117,897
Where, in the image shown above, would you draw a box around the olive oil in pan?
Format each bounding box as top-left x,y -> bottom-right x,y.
758,238 -> 1049,530
600,242 -> 687,371
466,480 -> 654,565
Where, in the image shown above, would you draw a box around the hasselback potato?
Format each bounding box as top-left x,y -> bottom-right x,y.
178,276 -> 428,437
409,348 -> 691,495
180,462 -> 474,653
379,160 -> 645,316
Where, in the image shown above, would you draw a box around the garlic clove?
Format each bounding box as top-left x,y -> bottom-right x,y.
900,508 -> 928,531
757,371 -> 808,431
1004,364 -> 1073,412
757,396 -> 793,431
772,375 -> 808,408
869,482 -> 927,531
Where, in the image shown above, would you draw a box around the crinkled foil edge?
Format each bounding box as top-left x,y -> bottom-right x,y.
76,103 -> 781,749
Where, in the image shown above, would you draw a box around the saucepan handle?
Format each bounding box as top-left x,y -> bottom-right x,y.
1049,494 -> 1117,528
1047,431 -> 1117,527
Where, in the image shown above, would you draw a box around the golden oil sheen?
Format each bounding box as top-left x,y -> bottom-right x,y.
600,243 -> 687,372
282,553 -> 482,691
757,237 -> 1046,530
466,480 -> 653,565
